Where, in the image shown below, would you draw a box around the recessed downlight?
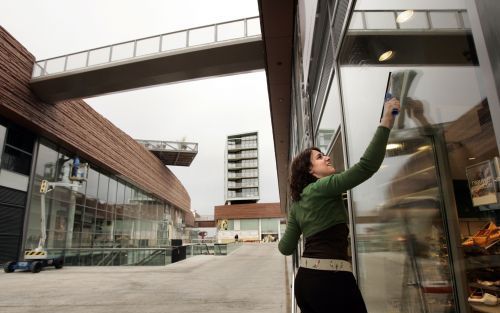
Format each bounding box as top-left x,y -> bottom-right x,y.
378,50 -> 394,62
397,10 -> 414,24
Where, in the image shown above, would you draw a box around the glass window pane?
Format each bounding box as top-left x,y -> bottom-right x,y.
111,42 -> 134,61
45,57 -> 65,74
430,12 -> 459,29
97,173 -> 109,207
0,124 -> 6,163
337,4 -> 494,312
189,26 -> 215,46
1,146 -> 32,175
240,219 -> 258,230
161,32 -> 187,51
107,178 -> 117,205
217,21 -> 244,41
349,12 -> 364,29
364,12 -> 397,29
246,17 -> 261,36
88,47 -> 111,66
34,141 -> 58,180
136,36 -> 160,56
5,125 -> 35,152
227,220 -> 234,230
315,74 -> 342,153
85,168 -> 99,208
116,182 -> 125,205
260,219 -> 278,233
66,52 -> 87,71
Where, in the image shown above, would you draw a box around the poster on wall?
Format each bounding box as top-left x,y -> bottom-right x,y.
466,160 -> 499,207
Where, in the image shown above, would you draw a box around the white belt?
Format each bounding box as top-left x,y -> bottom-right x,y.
300,257 -> 352,272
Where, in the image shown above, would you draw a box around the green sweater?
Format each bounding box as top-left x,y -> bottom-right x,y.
278,126 -> 390,256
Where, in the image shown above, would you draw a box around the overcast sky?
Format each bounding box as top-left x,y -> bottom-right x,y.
0,0 -> 279,215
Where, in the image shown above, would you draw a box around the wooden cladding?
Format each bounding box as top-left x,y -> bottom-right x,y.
215,202 -> 282,220
0,27 -> 190,213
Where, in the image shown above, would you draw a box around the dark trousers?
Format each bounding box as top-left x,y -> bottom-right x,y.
294,267 -> 368,313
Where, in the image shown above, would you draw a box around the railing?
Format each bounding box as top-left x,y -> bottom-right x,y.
227,162 -> 258,169
227,183 -> 259,189
187,243 -> 212,256
42,243 -> 241,266
227,192 -> 259,198
227,173 -> 258,179
349,9 -> 470,32
227,143 -> 258,150
188,242 -> 241,256
187,238 -> 216,244
227,153 -> 258,160
45,247 -> 184,266
32,16 -> 261,78
136,139 -> 198,153
214,242 -> 241,255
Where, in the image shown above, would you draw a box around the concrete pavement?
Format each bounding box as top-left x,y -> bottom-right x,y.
0,243 -> 288,313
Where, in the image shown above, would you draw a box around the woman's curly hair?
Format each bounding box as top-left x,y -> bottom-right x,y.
289,147 -> 321,202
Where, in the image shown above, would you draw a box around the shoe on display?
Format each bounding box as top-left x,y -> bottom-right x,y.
468,290 -> 498,306
477,280 -> 495,287
462,221 -> 499,248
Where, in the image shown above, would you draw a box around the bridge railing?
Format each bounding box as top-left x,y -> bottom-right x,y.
32,16 -> 261,79
136,139 -> 198,153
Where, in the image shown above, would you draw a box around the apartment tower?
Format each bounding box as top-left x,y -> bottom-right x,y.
225,132 -> 259,204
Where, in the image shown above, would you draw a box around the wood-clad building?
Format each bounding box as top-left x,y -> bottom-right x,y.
0,27 -> 192,264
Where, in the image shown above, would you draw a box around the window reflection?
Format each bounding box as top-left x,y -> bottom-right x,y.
338,3 -> 498,312
315,73 -> 342,153
25,140 -> 184,264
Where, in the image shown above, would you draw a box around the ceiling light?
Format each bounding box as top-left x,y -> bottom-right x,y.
468,157 -> 476,160
386,143 -> 402,150
396,10 -> 414,24
378,50 -> 394,62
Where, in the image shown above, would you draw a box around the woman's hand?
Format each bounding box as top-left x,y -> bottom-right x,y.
380,97 -> 401,129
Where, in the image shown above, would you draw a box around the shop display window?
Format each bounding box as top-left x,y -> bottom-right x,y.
335,1 -> 499,312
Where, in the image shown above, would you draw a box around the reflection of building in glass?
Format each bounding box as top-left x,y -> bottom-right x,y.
259,1 -> 500,312
316,128 -> 335,153
0,28 -> 194,266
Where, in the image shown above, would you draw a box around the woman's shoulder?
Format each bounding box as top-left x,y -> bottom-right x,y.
305,174 -> 336,191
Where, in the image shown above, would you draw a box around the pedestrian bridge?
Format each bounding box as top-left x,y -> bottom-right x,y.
30,17 -> 264,103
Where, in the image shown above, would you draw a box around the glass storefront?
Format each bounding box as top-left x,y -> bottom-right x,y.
25,139 -> 187,260
291,0 -> 500,312
334,2 -> 499,313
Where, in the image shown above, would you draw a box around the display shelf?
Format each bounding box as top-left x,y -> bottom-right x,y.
469,282 -> 500,294
465,254 -> 500,269
469,302 -> 499,313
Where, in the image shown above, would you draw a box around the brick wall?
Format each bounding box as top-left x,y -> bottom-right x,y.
0,26 -> 190,212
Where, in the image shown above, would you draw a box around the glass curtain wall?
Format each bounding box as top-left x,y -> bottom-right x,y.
328,1 -> 500,312
25,139 -> 178,264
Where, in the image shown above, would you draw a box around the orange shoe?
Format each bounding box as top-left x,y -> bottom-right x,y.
462,237 -> 474,247
472,229 -> 491,247
462,222 -> 498,248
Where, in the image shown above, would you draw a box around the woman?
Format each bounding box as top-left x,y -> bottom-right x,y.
278,98 -> 400,313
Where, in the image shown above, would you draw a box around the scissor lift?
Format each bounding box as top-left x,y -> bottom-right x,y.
3,158 -> 88,273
